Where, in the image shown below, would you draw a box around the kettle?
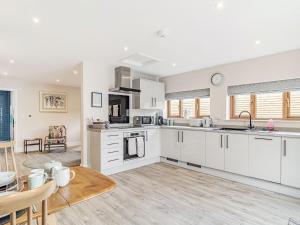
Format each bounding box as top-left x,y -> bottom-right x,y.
157,116 -> 164,125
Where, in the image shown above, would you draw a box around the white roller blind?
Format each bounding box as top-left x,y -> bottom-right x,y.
228,78 -> 300,95
290,90 -> 300,117
233,94 -> 251,117
256,92 -> 283,119
166,88 -> 210,100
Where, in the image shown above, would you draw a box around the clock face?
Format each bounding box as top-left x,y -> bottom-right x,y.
211,73 -> 223,86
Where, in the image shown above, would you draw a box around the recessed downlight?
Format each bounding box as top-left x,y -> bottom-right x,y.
123,46 -> 128,51
255,40 -> 261,45
172,63 -> 177,67
9,59 -> 15,64
73,70 -> 78,75
56,79 -> 60,83
32,17 -> 40,24
216,1 -> 224,9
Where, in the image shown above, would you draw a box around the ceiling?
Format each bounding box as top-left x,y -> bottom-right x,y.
1,0 -> 300,87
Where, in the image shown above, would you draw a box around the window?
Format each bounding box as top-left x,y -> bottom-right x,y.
230,90 -> 300,120
166,97 -> 210,118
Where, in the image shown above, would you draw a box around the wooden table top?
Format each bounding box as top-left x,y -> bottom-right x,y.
11,166 -> 116,224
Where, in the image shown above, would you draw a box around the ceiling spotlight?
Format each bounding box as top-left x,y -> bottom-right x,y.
124,46 -> 129,51
32,17 -> 40,24
172,63 -> 177,67
216,1 -> 224,9
9,59 -> 15,64
3,72 -> 8,76
255,40 -> 261,45
73,70 -> 78,75
156,30 -> 168,39
56,79 -> 60,83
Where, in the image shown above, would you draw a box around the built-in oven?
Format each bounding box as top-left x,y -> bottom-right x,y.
133,116 -> 155,126
123,131 -> 145,161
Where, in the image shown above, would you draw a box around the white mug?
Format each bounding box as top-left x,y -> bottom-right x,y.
28,173 -> 48,190
53,167 -> 75,187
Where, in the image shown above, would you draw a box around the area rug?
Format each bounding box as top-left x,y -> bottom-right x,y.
23,146 -> 81,169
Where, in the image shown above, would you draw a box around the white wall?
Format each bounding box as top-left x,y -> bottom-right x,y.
0,78 -> 81,152
160,49 -> 300,128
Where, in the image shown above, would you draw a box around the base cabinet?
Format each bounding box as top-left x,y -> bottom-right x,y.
161,129 -> 180,160
145,129 -> 161,159
281,137 -> 300,188
181,130 -> 206,166
249,135 -> 281,183
205,132 -> 225,170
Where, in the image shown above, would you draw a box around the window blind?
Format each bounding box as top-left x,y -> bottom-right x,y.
228,78 -> 300,95
290,90 -> 300,117
165,88 -> 210,100
256,92 -> 283,119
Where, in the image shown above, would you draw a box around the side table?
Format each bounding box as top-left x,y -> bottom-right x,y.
24,138 -> 43,154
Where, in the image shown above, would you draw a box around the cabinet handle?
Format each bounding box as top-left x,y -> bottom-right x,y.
155,98 -> 157,107
254,137 -> 273,141
283,140 -> 287,157
107,143 -> 119,146
226,135 -> 229,149
108,150 -> 119,154
181,131 -> 183,143
146,131 -> 148,141
220,135 -> 223,148
108,159 -> 119,163
108,134 -> 119,137
152,98 -> 154,107
177,131 -> 180,142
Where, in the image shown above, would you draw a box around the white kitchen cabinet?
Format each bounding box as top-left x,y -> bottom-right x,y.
249,135 -> 281,183
161,129 -> 181,160
224,133 -> 249,176
181,130 -> 206,165
132,78 -> 165,109
145,129 -> 161,159
205,132 -> 225,170
281,137 -> 300,188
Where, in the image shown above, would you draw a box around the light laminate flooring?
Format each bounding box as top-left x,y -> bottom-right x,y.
8,152 -> 300,225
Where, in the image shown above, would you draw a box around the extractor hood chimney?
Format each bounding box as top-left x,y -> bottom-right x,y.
109,66 -> 141,93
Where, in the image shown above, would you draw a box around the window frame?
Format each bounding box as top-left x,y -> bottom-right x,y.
230,91 -> 300,120
166,97 -> 210,118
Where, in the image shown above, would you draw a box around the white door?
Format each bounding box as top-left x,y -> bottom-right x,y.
181,130 -> 206,165
140,79 -> 154,109
161,129 -> 181,160
153,82 -> 165,109
281,137 -> 300,188
145,129 -> 161,159
224,133 -> 249,176
205,132 -> 225,170
249,135 -> 281,183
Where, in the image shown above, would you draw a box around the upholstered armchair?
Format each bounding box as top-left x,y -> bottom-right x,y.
44,125 -> 67,151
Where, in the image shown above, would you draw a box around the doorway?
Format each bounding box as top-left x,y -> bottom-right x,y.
0,90 -> 11,141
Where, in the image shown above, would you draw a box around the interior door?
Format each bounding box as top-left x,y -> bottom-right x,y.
0,91 -> 11,141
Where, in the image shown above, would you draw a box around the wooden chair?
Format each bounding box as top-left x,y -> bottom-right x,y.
0,141 -> 17,174
0,180 -> 56,225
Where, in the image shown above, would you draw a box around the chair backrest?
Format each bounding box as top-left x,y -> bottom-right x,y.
49,125 -> 66,139
0,180 -> 56,225
0,141 -> 17,173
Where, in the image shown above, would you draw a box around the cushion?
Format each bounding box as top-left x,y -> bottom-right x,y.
49,125 -> 66,139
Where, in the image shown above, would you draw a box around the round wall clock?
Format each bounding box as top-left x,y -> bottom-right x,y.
211,73 -> 224,86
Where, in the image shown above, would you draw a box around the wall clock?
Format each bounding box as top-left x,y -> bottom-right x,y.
211,73 -> 224,86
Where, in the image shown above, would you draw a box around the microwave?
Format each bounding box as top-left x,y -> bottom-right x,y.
133,116 -> 155,126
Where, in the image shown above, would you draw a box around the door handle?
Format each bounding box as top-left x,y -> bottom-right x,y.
226,135 -> 229,149
283,140 -> 287,156
220,135 -> 223,148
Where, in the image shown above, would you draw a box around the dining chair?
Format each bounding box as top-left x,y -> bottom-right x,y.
0,180 -> 56,225
0,141 -> 17,174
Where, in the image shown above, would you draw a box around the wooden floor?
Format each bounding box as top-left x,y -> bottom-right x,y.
7,152 -> 300,225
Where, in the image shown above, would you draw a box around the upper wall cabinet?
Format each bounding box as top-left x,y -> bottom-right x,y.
132,79 -> 165,110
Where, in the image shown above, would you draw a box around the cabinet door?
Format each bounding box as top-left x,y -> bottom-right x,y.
224,133 -> 249,176
205,132 -> 225,170
140,79 -> 154,109
281,137 -> 300,188
145,129 -> 161,159
161,129 -> 181,160
181,130 -> 206,165
249,135 -> 281,183
153,82 -> 165,109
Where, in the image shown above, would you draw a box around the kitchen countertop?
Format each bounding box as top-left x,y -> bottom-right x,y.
88,124 -> 300,138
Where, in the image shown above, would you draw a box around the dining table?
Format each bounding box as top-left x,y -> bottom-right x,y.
6,166 -> 116,225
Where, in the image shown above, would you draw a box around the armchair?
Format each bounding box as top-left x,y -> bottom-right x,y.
44,125 -> 67,151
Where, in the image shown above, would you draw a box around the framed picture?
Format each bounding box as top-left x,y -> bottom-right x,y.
91,92 -> 102,108
39,91 -> 68,113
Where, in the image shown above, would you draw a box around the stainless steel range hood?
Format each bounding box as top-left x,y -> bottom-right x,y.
109,66 -> 141,93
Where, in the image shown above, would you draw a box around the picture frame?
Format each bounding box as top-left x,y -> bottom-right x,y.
91,92 -> 102,108
39,91 -> 68,113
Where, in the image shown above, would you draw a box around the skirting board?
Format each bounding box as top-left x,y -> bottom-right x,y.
15,141 -> 81,153
160,157 -> 300,199
103,157 -> 161,175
